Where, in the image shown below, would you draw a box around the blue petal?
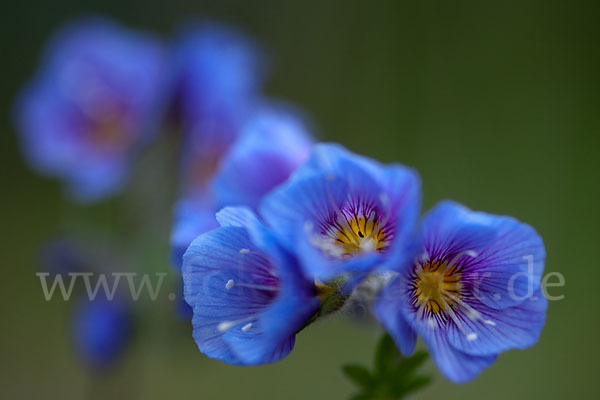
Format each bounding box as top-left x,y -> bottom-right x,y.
468,221 -> 545,310
445,289 -> 547,356
183,226 -> 277,364
295,144 -> 389,196
212,105 -> 313,210
291,143 -> 422,217
419,201 -> 500,262
215,206 -> 273,250
216,205 -> 262,228
222,328 -> 296,365
421,327 -> 497,384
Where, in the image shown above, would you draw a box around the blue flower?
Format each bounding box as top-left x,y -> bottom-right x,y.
171,23 -> 267,196
374,201 -> 547,383
37,237 -> 85,276
14,17 -> 166,202
260,143 -> 421,283
171,106 -> 314,269
182,207 -> 320,365
212,105 -> 314,210
72,294 -> 132,370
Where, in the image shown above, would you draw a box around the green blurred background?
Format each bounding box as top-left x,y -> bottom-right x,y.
1,0 -> 599,398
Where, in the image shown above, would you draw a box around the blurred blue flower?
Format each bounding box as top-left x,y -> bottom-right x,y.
36,236 -> 134,370
260,143 -> 421,283
15,17 -> 166,202
72,294 -> 132,370
374,201 -> 547,383
171,106 -> 314,269
169,23 -> 277,270
171,23 -> 267,196
37,237 -> 85,276
182,207 -> 319,365
212,106 -> 314,210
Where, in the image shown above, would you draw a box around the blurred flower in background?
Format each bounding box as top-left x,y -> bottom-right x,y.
72,294 -> 132,370
38,237 -> 134,371
37,237 -> 85,277
14,17 -> 167,202
171,23 -> 267,197
212,106 -> 314,211
169,23 -> 314,268
169,23 -> 266,268
171,106 -> 314,267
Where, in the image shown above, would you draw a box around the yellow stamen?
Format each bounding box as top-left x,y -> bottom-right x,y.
413,261 -> 462,314
334,215 -> 387,256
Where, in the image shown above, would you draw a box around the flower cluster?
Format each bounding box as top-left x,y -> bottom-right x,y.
182,143 -> 547,383
15,18 -> 166,202
17,16 -> 547,384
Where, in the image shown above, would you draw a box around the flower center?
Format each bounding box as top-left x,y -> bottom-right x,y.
94,117 -> 127,147
88,104 -> 134,153
334,214 -> 387,255
314,202 -> 391,259
412,261 -> 462,315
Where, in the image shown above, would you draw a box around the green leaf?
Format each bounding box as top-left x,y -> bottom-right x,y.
393,350 -> 429,377
389,352 -> 431,397
342,364 -> 374,388
344,334 -> 432,400
375,333 -> 398,374
402,375 -> 432,396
